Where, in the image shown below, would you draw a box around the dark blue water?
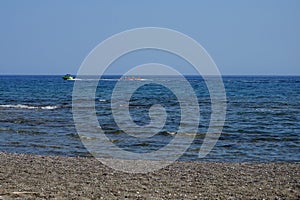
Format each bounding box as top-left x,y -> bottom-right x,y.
0,75 -> 299,162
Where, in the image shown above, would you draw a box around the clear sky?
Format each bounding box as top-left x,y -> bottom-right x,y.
0,0 -> 299,75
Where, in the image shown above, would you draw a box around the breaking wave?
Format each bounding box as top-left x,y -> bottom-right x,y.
0,104 -> 59,110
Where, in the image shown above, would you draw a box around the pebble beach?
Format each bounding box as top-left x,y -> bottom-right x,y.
0,152 -> 299,199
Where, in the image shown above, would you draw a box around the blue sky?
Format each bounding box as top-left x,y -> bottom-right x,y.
0,0 -> 299,75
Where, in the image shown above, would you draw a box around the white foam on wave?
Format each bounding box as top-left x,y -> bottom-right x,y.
0,104 -> 59,110
40,105 -> 59,110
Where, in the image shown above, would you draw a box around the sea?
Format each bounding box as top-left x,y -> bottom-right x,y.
0,75 -> 299,162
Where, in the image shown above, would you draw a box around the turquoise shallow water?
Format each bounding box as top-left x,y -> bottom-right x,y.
0,75 -> 299,162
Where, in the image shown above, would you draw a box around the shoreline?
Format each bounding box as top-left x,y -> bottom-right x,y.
0,152 -> 299,199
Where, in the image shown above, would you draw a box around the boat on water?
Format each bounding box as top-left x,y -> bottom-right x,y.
62,74 -> 75,80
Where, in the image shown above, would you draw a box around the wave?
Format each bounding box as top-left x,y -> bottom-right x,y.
99,99 -> 107,102
0,104 -> 59,110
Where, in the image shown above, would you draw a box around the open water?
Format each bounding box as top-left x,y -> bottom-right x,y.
0,75 -> 299,162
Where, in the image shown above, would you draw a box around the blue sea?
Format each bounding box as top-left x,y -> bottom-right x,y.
0,75 -> 299,162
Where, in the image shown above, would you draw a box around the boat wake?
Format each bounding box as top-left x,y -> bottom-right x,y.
73,78 -> 150,81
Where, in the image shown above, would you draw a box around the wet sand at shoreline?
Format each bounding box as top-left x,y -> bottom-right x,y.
0,152 -> 299,199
